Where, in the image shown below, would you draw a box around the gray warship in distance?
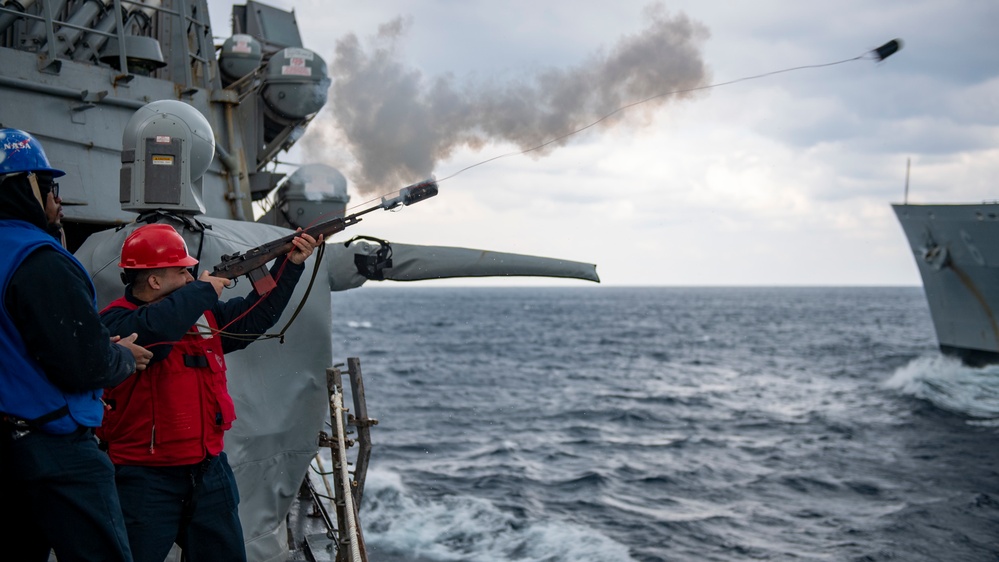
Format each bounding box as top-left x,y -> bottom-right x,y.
0,1 -> 599,561
894,202 -> 999,367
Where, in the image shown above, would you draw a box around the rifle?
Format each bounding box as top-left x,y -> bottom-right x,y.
212,178 -> 438,294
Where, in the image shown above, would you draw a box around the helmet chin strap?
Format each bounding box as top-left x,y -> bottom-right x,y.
25,172 -> 45,210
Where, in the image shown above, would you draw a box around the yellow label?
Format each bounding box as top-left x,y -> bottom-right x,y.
151,155 -> 174,166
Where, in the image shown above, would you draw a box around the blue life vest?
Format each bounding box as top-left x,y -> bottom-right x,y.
0,220 -> 105,434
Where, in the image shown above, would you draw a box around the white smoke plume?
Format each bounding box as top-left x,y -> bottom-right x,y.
302,3 -> 711,194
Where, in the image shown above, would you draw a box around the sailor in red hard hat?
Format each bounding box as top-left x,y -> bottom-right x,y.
98,222 -> 320,562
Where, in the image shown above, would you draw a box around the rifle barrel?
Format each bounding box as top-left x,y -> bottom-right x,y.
210,178 -> 439,282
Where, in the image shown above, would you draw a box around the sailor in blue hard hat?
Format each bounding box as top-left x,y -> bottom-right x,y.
0,127 -> 152,562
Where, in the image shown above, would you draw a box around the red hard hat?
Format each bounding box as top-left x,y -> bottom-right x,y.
119,224 -> 199,269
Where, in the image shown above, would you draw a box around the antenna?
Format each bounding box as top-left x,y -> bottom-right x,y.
904,157 -> 911,205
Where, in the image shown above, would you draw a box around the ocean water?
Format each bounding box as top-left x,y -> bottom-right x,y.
328,286 -> 999,562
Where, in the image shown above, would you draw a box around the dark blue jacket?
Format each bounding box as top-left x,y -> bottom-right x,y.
0,220 -> 136,433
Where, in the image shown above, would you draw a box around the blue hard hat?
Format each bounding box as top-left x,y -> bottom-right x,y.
0,128 -> 65,178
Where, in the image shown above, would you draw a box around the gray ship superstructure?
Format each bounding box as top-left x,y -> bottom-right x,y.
894,203 -> 999,366
0,0 -> 328,248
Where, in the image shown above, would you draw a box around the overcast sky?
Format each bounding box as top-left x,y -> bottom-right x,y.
211,0 -> 998,287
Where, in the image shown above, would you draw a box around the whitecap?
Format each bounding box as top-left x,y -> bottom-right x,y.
361,465 -> 637,562
883,355 -> 999,419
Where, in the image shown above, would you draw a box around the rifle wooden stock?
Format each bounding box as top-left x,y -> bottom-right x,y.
211,178 -> 438,294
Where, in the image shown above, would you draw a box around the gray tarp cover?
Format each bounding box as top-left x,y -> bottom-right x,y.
327,238 -> 599,290
75,218 -> 598,562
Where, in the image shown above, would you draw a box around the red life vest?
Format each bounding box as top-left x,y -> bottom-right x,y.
97,297 -> 235,466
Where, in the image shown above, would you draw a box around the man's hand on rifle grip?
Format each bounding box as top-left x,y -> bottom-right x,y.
288,230 -> 323,265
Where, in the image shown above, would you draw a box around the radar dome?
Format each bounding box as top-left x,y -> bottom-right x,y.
122,99 -> 215,183
120,100 -> 215,214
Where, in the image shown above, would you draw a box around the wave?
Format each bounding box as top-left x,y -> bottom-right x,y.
361,466 -> 637,562
883,355 -> 999,419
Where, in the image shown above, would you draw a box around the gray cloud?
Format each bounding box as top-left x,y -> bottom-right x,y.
303,3 -> 711,194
